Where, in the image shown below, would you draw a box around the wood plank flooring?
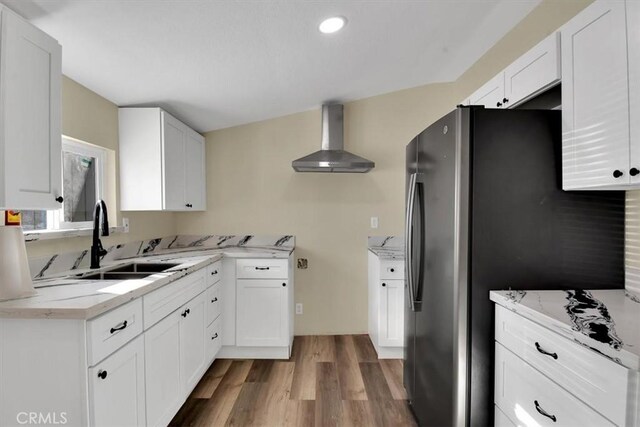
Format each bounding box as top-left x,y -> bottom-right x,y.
170,335 -> 416,427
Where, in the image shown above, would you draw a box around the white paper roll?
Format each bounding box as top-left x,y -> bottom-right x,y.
0,226 -> 36,301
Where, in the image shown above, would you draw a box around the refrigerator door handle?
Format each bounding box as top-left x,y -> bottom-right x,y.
405,173 -> 418,312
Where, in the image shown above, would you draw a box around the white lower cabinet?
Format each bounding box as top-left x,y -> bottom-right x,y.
494,304 -> 636,426
368,251 -> 405,358
218,256 -> 294,359
237,279 -> 289,347
89,335 -> 146,427
144,310 -> 183,427
180,291 -> 207,393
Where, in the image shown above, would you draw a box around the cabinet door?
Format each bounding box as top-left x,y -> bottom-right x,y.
179,292 -> 207,393
561,1 -> 630,189
468,73 -> 505,108
1,9 -> 62,210
237,279 -> 288,347
184,129 -> 206,211
628,0 -> 640,185
145,310 -> 183,427
379,280 -> 404,347
161,112 -> 187,210
89,336 -> 146,427
504,32 -> 560,107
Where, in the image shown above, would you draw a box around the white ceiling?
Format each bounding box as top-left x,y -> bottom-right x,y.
3,0 -> 541,132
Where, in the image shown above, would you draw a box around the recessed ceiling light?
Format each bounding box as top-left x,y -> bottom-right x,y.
319,16 -> 346,34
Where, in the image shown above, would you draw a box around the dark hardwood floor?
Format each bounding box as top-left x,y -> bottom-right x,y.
169,335 -> 417,426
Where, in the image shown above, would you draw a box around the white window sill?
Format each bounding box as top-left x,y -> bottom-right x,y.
24,226 -> 127,242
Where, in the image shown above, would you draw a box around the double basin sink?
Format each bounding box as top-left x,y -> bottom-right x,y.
77,262 -> 180,281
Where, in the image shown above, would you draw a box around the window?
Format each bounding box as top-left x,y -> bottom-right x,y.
22,137 -> 106,231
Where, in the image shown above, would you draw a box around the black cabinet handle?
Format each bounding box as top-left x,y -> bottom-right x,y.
211,333 -> 219,340
185,203 -> 193,208
390,268 -> 395,273
534,400 -> 556,422
535,342 -> 558,360
382,283 -> 386,287
282,283 -> 286,287
55,196 -> 64,203
255,267 -> 270,270
211,270 -> 218,275
181,308 -> 190,317
631,168 -> 640,177
496,102 -> 503,107
613,170 -> 624,178
110,320 -> 128,334
97,370 -> 108,380
211,297 -> 218,303
503,97 -> 509,103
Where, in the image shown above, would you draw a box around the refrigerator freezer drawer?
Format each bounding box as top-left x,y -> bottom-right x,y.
495,306 -> 631,426
495,342 -> 615,427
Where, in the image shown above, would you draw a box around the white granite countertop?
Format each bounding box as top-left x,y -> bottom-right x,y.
0,246 -> 292,320
491,289 -> 640,371
368,236 -> 404,260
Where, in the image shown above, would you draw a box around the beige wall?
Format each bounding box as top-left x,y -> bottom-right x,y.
25,76 -> 177,259
176,0 -> 593,335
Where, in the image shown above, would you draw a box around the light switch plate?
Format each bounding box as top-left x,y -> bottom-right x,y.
123,217 -> 130,233
370,216 -> 379,229
296,303 -> 303,315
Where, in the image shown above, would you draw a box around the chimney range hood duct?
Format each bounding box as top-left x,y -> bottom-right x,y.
292,104 -> 375,173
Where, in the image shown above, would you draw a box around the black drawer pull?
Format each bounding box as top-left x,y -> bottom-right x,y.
390,268 -> 395,272
255,267 -> 270,270
97,370 -> 108,380
211,297 -> 218,303
211,333 -> 219,340
110,320 -> 128,334
211,270 -> 218,275
382,283 -> 386,287
181,308 -> 190,318
535,342 -> 558,360
534,400 -> 556,422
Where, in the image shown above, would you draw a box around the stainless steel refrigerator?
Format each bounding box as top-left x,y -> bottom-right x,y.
404,106 -> 625,427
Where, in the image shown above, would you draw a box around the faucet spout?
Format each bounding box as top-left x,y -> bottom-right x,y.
90,200 -> 110,269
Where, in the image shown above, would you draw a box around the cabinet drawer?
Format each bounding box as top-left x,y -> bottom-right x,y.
206,316 -> 222,362
495,342 -> 615,427
206,260 -> 222,287
143,269 -> 206,329
379,261 -> 404,280
236,259 -> 288,279
87,299 -> 143,366
495,306 -> 631,426
206,281 -> 222,326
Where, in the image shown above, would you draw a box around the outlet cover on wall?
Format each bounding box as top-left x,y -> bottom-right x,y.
370,216 -> 379,229
296,303 -> 303,315
122,217 -> 130,233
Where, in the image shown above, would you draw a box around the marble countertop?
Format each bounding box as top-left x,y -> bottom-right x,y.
368,247 -> 404,260
491,289 -> 640,371
0,246 -> 292,320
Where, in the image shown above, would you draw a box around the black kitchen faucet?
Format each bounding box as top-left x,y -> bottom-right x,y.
90,200 -> 110,269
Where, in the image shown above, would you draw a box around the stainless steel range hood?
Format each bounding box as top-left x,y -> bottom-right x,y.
292,104 -> 375,173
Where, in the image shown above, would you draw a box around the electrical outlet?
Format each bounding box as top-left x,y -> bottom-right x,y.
122,217 -> 130,233
296,303 -> 303,315
370,216 -> 379,229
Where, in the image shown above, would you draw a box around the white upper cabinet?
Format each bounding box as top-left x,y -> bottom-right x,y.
504,32 -> 560,107
561,0 -> 630,190
628,0 -> 640,186
0,6 -> 62,210
466,32 -> 560,110
468,73 -> 505,108
119,107 -> 206,211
